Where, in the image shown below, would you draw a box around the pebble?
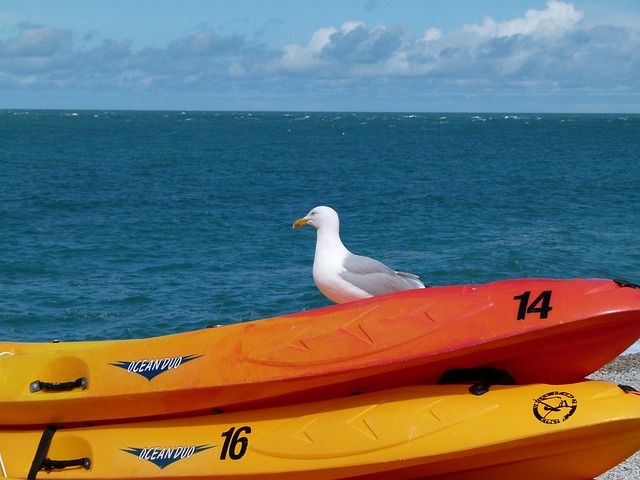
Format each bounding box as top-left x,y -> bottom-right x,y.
589,353 -> 640,479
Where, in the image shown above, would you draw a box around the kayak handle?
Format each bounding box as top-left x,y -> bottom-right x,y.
29,377 -> 88,393
40,457 -> 92,471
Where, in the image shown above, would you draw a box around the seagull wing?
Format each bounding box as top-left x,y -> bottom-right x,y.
340,253 -> 424,296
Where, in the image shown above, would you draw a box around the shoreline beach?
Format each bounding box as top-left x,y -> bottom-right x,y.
591,353 -> 640,479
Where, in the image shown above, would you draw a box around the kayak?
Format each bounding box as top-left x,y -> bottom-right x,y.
1,278 -> 640,426
0,381 -> 638,479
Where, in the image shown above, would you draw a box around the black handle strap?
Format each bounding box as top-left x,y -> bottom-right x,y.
30,377 -> 88,393
28,426 -> 58,479
40,458 -> 92,471
28,425 -> 91,479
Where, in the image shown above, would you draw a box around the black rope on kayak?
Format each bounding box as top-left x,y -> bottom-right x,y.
614,279 -> 640,289
437,367 -> 517,395
28,425 -> 91,479
29,377 -> 88,393
618,384 -> 638,393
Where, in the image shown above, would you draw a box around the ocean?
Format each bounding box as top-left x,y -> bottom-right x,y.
2,110 -> 639,352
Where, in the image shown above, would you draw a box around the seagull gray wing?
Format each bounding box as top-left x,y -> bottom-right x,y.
340,253 -> 424,296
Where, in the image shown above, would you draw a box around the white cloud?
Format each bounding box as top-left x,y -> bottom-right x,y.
271,1 -> 595,81
341,21 -> 366,34
0,1 -> 638,111
422,28 -> 443,43
0,24 -> 72,56
0,25 -> 75,75
281,26 -> 335,66
465,1 -> 584,39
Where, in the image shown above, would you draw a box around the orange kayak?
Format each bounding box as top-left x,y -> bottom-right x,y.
1,278 -> 639,427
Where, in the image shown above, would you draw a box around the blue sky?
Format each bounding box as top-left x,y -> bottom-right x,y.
1,1 -> 639,112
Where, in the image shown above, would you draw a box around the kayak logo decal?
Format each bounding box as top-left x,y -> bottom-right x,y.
110,354 -> 203,381
122,444 -> 214,469
533,391 -> 577,424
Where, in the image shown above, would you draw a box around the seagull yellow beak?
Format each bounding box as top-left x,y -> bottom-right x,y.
292,217 -> 309,228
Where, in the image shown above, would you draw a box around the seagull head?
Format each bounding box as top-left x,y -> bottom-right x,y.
292,206 -> 340,231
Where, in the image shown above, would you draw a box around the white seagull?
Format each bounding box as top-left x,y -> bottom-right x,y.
292,206 -> 426,304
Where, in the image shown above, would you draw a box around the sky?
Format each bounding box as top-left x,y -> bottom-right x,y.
1,1 -> 639,112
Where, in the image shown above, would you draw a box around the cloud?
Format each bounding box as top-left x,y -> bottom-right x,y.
279,27 -> 337,72
277,21 -> 405,76
1,1 -> 638,110
464,0 -> 584,38
167,31 -> 245,58
0,24 -> 72,56
0,24 -> 73,74
273,0 -> 593,81
268,0 -> 638,97
324,22 -> 403,64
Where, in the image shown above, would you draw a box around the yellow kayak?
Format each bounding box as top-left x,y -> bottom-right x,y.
1,380 -> 638,479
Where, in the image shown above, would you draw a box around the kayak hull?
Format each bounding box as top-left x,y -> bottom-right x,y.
1,278 -> 640,426
0,381 -> 638,479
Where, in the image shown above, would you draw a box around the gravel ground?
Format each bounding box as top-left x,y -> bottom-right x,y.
590,353 -> 640,479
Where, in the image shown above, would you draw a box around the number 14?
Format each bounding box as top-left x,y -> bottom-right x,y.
514,290 -> 553,320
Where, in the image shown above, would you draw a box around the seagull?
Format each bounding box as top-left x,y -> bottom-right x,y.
292,206 -> 426,304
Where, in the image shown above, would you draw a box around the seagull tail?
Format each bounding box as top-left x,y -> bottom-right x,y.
396,271 -> 427,289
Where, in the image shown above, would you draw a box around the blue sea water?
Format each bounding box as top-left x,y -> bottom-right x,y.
1,110 -> 639,349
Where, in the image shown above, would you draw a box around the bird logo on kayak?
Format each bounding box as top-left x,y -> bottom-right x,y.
532,391 -> 578,424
